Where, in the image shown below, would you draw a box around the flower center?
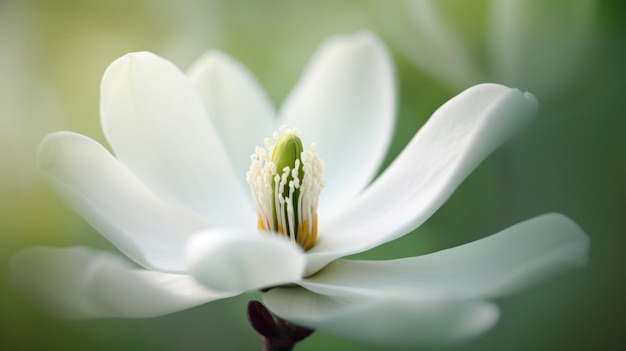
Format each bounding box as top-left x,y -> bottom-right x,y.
247,127 -> 324,250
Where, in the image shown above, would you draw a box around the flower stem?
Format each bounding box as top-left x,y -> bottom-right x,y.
261,337 -> 295,351
247,300 -> 314,351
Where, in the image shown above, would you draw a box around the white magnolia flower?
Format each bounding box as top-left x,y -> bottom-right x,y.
10,32 -> 589,347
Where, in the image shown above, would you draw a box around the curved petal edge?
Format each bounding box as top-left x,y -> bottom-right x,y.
37,131 -> 209,273
9,247 -> 231,319
187,229 -> 306,293
301,213 -> 589,299
263,287 -> 499,347
308,83 -> 538,274
280,31 -> 396,214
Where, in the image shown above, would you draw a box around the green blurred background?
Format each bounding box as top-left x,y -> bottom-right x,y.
1,0 -> 624,350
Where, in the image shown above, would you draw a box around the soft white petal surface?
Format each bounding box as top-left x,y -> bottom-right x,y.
264,213 -> 587,346
100,51 -> 254,226
307,83 -> 538,274
301,214 -> 589,298
279,31 -> 395,215
187,229 -> 306,293
38,132 -> 209,272
10,247 -> 232,319
264,288 -> 498,347
188,51 -> 276,179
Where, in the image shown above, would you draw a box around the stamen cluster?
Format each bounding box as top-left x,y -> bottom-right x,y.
247,127 -> 324,250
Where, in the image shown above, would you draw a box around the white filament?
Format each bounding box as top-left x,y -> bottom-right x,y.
246,128 -> 324,243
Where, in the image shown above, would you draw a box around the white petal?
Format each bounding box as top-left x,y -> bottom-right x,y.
38,132 -> 209,272
307,83 -> 538,274
186,229 -> 305,292
9,247 -> 232,319
188,51 -> 276,179
264,288 -> 498,347
279,31 -> 395,215
100,51 -> 255,226
301,214 -> 588,298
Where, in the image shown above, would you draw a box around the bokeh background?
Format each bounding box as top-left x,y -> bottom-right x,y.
1,0 -> 624,350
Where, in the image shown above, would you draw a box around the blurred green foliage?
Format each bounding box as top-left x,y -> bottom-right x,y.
1,0 -> 624,350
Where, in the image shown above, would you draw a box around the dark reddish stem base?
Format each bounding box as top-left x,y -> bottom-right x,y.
247,300 -> 314,351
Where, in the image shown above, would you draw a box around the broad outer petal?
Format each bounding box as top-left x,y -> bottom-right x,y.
300,214 -> 589,299
279,31 -> 395,215
188,51 -> 276,179
307,83 -> 538,274
9,247 -> 233,319
263,288 -> 498,347
186,229 -> 306,293
100,51 -> 255,226
38,132 -> 209,272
